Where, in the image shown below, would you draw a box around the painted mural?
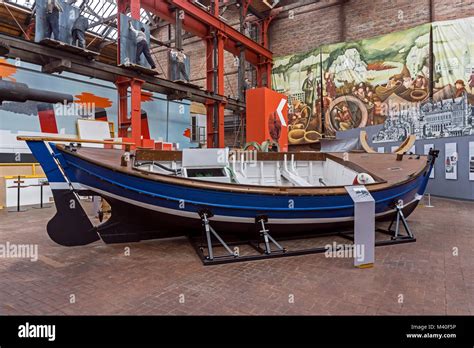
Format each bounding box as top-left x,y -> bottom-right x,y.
272,17 -> 474,145
272,48 -> 322,145
374,17 -> 474,143
322,24 -> 431,137
0,58 -> 192,155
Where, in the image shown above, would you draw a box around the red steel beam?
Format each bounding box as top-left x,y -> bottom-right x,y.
170,0 -> 272,58
140,0 -> 272,67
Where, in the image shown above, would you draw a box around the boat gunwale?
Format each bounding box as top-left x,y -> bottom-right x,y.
134,149 -> 388,183
54,143 -> 430,197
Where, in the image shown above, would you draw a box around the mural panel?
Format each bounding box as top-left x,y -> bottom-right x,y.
375,18 -> 474,143
273,17 -> 474,145
373,18 -> 474,142
272,47 -> 322,145
321,24 -> 431,138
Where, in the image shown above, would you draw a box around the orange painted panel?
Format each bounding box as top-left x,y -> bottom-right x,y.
141,139 -> 155,149
155,141 -> 173,151
246,88 -> 288,152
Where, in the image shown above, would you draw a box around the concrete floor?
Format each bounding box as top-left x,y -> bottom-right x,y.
0,196 -> 473,315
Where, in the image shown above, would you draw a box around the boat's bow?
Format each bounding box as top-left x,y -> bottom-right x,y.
21,139 -> 99,246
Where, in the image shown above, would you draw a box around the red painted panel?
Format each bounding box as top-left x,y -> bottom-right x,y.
140,111 -> 150,139
246,88 -> 288,152
37,105 -> 58,134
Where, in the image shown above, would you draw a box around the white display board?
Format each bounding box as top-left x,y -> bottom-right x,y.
345,185 -> 375,268
391,146 -> 398,153
424,144 -> 435,179
377,147 -> 384,153
6,178 -> 53,208
469,142 -> 474,181
445,142 -> 458,180
77,119 -> 111,148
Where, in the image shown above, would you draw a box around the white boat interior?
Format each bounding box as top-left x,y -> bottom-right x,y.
134,148 -> 369,187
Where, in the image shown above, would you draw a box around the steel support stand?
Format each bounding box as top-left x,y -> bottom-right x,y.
256,216 -> 285,255
199,210 -> 235,260
377,202 -> 414,241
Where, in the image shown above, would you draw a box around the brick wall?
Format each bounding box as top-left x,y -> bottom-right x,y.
270,0 -> 474,58
269,0 -> 344,57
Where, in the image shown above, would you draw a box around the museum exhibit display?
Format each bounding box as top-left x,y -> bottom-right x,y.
18,137 -> 439,249
0,0 -> 473,345
424,143 -> 436,178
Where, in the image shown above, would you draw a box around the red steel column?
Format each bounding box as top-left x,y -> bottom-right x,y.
130,0 -> 141,18
266,60 -> 273,89
116,0 -> 142,146
217,31 -> 226,148
256,64 -> 263,87
116,76 -> 129,137
206,37 -> 215,148
211,0 -> 220,148
130,0 -> 142,147
131,78 -> 144,147
116,1 -> 131,139
263,14 -> 277,89
257,15 -> 275,89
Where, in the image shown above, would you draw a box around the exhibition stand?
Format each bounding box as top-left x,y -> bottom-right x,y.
189,193 -> 415,266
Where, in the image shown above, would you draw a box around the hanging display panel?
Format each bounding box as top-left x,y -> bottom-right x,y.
445,142 -> 458,180
469,141 -> 474,181
424,144 -> 435,178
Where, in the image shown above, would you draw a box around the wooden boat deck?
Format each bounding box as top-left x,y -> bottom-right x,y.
58,145 -> 429,196
330,152 -> 427,186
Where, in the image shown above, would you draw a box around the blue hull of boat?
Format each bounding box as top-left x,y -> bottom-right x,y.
26,141 -> 435,245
